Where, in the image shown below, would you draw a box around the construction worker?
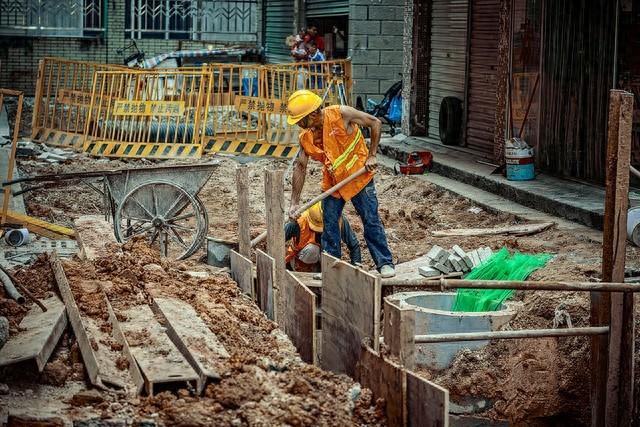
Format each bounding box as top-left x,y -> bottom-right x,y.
285,202 -> 361,272
286,90 -> 396,278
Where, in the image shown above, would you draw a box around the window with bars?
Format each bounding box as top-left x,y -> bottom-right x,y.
0,0 -> 103,37
125,0 -> 258,41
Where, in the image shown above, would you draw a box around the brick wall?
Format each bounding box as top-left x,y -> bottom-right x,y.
0,1 -> 261,96
348,0 -> 404,104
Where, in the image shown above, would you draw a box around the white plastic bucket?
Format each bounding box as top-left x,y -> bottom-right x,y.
628,207 -> 640,247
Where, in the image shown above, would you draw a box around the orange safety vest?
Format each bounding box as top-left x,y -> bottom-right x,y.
299,105 -> 373,201
285,216 -> 321,272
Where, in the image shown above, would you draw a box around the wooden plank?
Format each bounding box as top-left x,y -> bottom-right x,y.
236,165 -> 251,257
74,215 -> 118,261
594,89 -> 635,426
50,253 -> 102,387
357,345 -> 405,427
119,304 -> 198,396
383,298 -> 416,370
1,91 -> 21,225
104,293 -> 145,395
264,168 -> 285,322
432,222 -> 554,237
406,370 -> 450,427
283,271 -> 316,364
152,297 -> 230,394
256,249 -> 275,320
0,296 -> 66,371
230,249 -> 254,297
321,253 -> 381,377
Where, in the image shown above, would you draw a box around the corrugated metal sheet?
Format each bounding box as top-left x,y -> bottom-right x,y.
265,0 -> 295,63
305,0 -> 348,18
428,0 -> 468,141
465,0 -> 500,154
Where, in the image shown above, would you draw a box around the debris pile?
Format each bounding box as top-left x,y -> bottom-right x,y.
419,244 -> 494,277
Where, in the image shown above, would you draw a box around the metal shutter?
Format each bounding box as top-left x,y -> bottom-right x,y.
305,0 -> 348,18
428,0 -> 468,141
465,0 -> 500,155
265,0 -> 295,63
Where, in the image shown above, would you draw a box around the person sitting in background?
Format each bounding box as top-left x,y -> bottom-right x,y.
285,202 -> 361,272
289,28 -> 309,61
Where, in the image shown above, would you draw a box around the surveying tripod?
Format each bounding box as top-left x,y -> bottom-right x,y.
322,64 -> 348,106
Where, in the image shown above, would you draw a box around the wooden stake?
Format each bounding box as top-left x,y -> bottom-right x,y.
264,168 -> 286,323
2,90 -> 23,225
592,89 -> 634,426
236,165 -> 251,257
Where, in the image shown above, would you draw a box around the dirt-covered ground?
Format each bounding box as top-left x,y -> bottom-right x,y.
1,242 -> 385,426
8,151 -> 640,425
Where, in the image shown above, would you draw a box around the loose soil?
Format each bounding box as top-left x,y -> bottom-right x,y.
9,152 -> 640,425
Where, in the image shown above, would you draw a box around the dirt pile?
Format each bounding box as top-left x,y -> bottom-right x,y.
1,240 -> 385,426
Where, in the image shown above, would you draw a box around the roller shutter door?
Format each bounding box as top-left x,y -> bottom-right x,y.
265,0 -> 295,63
305,0 -> 348,18
428,0 -> 468,141
465,0 -> 500,155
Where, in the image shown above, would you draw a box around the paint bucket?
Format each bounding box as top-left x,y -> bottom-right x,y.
4,228 -> 29,247
505,138 -> 535,181
628,207 -> 640,247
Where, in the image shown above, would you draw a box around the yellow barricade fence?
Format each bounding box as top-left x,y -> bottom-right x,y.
32,58 -> 352,159
31,57 -> 125,150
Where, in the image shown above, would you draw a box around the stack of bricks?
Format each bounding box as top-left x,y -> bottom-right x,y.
419,245 -> 494,278
348,0 -> 405,104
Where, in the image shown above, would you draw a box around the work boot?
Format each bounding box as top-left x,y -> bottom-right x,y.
380,265 -> 396,278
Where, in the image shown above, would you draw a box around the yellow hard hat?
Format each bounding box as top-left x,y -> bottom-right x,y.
304,202 -> 323,232
287,90 -> 323,125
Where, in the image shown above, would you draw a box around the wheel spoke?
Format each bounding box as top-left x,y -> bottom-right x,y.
131,196 -> 154,219
167,226 -> 189,249
163,192 -> 186,219
124,219 -> 149,235
127,223 -> 155,237
167,211 -> 195,223
149,228 -> 160,245
169,223 -> 196,233
152,186 -> 159,216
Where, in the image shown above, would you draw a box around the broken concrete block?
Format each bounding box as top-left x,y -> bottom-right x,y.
69,389 -> 105,406
426,245 -> 448,262
452,245 -> 467,258
437,249 -> 452,264
478,247 -> 493,262
418,266 -> 441,278
448,255 -> 463,272
469,250 -> 481,267
432,261 -> 451,274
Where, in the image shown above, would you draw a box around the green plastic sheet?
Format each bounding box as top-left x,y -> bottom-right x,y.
452,247 -> 552,312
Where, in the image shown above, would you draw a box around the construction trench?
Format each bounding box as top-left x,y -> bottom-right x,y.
0,61 -> 640,427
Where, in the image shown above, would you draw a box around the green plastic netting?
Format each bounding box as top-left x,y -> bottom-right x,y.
451,247 -> 553,312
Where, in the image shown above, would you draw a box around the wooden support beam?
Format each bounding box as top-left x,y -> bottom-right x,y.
230,249 -> 254,298
264,168 -> 286,322
1,90 -> 22,225
256,249 -> 275,320
50,253 -> 102,388
593,89 -> 635,426
406,370 -> 449,427
236,165 -> 251,257
357,345 -> 406,426
152,297 -> 230,394
283,271 -> 316,364
118,305 -> 198,396
321,253 -> 381,377
383,299 -> 416,370
0,296 -> 66,371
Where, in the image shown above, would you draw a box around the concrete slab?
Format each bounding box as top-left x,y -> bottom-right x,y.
379,135 -> 640,230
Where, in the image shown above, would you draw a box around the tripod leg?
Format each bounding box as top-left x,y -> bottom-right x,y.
322,81 -> 334,103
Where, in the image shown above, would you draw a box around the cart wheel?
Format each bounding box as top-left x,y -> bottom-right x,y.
114,181 -> 206,260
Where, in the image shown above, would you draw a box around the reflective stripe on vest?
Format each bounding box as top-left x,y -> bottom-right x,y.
331,128 -> 363,171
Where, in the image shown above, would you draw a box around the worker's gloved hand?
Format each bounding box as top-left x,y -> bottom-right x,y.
289,204 -> 300,221
365,156 -> 377,172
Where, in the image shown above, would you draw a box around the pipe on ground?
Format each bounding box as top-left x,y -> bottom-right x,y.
0,268 -> 25,304
413,326 -> 610,344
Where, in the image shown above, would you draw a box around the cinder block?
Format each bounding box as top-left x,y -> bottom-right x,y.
368,35 -> 404,50
353,79 -> 380,94
381,21 -> 405,36
349,5 -> 368,18
427,245 -> 446,260
469,250 -> 481,268
432,262 -> 450,274
351,49 -> 380,64
350,20 -> 381,35
380,51 -> 404,65
350,34 -> 368,49
419,266 -> 441,278
368,6 -> 404,20
448,255 -> 462,272
452,245 -> 467,258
